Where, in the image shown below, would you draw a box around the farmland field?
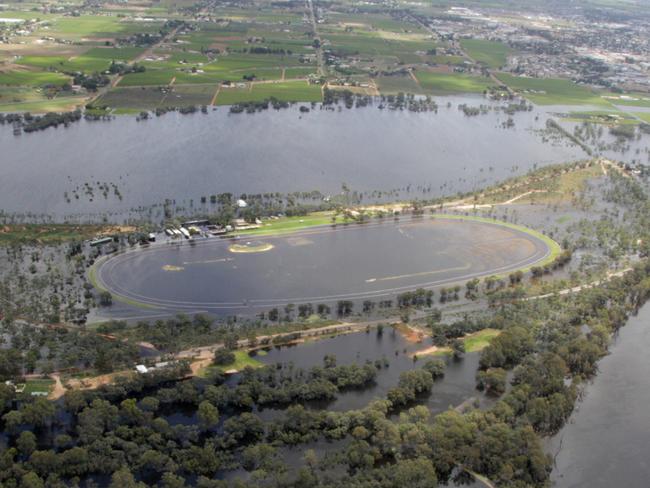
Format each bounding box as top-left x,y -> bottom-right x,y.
496,73 -> 611,106
415,71 -> 493,94
460,39 -> 512,69
0,0 -> 637,113
0,69 -> 70,86
215,80 -> 322,105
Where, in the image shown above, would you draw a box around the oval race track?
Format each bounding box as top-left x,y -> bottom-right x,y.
93,216 -> 553,311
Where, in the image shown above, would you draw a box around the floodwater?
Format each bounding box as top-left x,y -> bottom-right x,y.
256,329 -> 484,414
95,216 -> 549,310
0,96 -> 584,221
550,303 -> 650,487
225,330 -> 485,485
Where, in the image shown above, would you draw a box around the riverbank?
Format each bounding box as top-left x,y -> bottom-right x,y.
549,303 -> 650,487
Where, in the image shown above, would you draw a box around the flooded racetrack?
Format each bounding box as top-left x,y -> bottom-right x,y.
94,216 -> 552,311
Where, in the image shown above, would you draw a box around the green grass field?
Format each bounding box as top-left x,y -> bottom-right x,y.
19,47 -> 146,74
119,70 -> 176,87
98,87 -> 167,109
496,73 -> 611,106
100,84 -> 215,110
23,379 -> 54,395
417,328 -> 501,357
634,112 -> 650,123
234,212 -> 333,236
284,67 -> 317,78
205,350 -> 263,375
463,328 -> 501,352
427,55 -> 467,66
414,71 -> 493,94
215,80 -> 322,105
603,93 -> 650,108
460,39 -> 511,69
0,70 -> 71,87
376,74 -> 421,94
564,110 -> 637,124
0,94 -> 85,113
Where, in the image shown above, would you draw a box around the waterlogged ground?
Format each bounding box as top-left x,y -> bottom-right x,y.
224,330 -> 487,485
255,329 -> 485,414
0,96 -> 585,221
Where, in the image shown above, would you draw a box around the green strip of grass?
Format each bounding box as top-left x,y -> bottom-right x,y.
233,212 -> 334,237
88,257 -> 158,310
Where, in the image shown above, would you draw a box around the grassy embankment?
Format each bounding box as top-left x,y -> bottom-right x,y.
87,257 -> 158,310
475,162 -> 603,206
433,214 -> 562,270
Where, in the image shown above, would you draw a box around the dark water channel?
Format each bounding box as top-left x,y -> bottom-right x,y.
550,303 -> 650,487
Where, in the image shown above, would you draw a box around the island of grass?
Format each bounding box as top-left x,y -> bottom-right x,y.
229,241 -> 275,253
415,328 -> 502,357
